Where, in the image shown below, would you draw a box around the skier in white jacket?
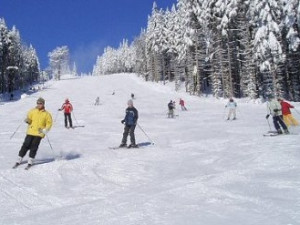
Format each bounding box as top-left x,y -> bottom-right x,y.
266,95 -> 289,134
225,98 -> 237,120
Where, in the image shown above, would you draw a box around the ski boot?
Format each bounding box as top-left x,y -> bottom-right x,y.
119,143 -> 127,148
128,144 -> 139,149
12,162 -> 20,169
25,164 -> 32,170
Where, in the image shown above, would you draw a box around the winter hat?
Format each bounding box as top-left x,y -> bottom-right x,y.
127,99 -> 133,106
37,97 -> 45,105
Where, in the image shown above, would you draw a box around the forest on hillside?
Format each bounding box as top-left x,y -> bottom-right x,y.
93,0 -> 300,101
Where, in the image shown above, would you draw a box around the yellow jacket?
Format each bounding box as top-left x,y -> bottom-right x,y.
26,108 -> 53,138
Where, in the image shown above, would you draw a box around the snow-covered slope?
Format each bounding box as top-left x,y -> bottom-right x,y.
0,74 -> 299,225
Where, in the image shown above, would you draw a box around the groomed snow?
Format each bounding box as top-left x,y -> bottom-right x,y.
0,73 -> 299,225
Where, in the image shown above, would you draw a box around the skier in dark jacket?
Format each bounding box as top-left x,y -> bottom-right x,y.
120,99 -> 138,148
168,100 -> 175,118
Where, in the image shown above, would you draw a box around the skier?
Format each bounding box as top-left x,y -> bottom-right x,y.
225,98 -> 237,120
167,100 -> 175,118
179,98 -> 187,111
119,99 -> 139,148
278,97 -> 299,127
58,98 -> 73,128
266,95 -> 289,134
131,93 -> 135,99
94,96 -> 100,105
13,97 -> 53,168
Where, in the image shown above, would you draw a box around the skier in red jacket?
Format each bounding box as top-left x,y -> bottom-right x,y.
179,98 -> 187,111
278,98 -> 299,127
58,98 -> 73,128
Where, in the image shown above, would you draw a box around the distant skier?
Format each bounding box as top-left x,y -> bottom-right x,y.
13,97 -> 53,169
119,99 -> 139,148
94,96 -> 100,105
58,98 -> 73,128
278,97 -> 299,127
112,90 -> 115,95
225,98 -> 237,120
168,100 -> 175,118
131,93 -> 135,99
266,95 -> 289,134
179,98 -> 187,111
10,93 -> 14,101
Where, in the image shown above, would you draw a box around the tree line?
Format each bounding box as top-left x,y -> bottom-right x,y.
93,0 -> 300,101
0,18 -> 40,94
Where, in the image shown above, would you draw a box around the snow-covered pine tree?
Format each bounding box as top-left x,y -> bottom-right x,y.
6,26 -> 22,92
164,5 -> 177,83
146,2 -> 161,82
281,0 -> 300,101
21,45 -> 40,86
132,29 -> 147,78
71,62 -> 78,76
0,18 -> 9,93
250,0 -> 284,97
235,0 -> 258,99
48,46 -> 70,80
191,0 -> 214,96
174,0 -> 194,92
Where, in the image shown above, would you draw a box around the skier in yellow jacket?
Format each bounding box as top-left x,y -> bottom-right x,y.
13,97 -> 53,168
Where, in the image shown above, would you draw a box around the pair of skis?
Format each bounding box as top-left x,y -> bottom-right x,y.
109,142 -> 154,150
263,130 -> 294,137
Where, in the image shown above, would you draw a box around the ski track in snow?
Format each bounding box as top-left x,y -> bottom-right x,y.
0,73 -> 299,225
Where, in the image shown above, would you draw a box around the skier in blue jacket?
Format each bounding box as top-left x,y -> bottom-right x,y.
119,99 -> 139,148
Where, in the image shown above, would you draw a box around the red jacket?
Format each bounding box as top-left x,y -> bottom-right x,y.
61,102 -> 73,114
280,101 -> 293,115
179,99 -> 185,106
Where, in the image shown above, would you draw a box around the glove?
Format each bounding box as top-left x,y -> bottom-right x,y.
39,128 -> 48,135
58,109 -> 62,111
24,118 -> 32,124
266,114 -> 270,119
121,120 -> 125,124
273,109 -> 279,113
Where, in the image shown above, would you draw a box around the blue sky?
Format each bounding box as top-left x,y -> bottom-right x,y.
0,0 -> 177,73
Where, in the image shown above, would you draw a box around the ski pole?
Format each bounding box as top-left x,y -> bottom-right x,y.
10,122 -> 23,139
72,111 -> 79,125
46,135 -> 61,160
266,117 -> 272,131
54,110 -> 59,122
137,123 -> 154,144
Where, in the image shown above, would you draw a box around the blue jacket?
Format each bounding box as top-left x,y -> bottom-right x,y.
124,107 -> 138,126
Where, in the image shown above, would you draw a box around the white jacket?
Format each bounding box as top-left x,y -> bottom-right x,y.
267,99 -> 282,116
226,101 -> 237,109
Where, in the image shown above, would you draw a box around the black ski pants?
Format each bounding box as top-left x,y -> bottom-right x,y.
273,115 -> 287,131
121,125 -> 136,145
18,135 -> 42,159
64,113 -> 73,128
